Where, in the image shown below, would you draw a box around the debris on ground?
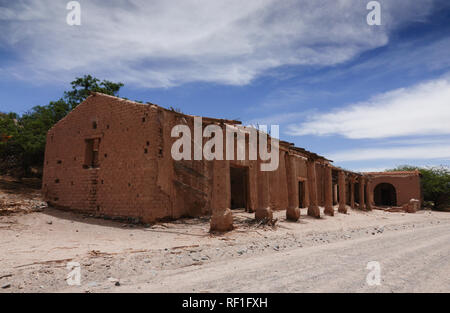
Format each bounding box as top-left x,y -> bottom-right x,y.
0,176 -> 46,216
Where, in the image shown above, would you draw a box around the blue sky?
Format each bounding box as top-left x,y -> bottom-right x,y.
1,0 -> 450,172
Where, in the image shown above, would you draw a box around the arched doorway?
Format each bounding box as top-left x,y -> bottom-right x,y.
374,183 -> 397,206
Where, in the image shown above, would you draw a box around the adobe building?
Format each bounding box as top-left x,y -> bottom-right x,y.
42,93 -> 422,231
365,171 -> 422,208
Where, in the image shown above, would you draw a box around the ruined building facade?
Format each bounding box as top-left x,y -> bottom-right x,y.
42,93 -> 422,230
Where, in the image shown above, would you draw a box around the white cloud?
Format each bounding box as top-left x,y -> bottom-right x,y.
0,0 -> 434,87
287,76 -> 450,139
329,144 -> 450,162
245,111 -> 311,127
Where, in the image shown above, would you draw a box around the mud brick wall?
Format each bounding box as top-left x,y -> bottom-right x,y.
369,173 -> 422,206
42,94 -> 195,223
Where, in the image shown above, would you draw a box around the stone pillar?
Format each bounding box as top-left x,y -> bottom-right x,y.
307,160 -> 320,218
359,176 -> 366,210
286,155 -> 300,221
338,171 -> 347,213
324,166 -> 334,216
210,160 -> 233,232
365,178 -> 373,210
350,176 -> 355,209
255,161 -> 273,221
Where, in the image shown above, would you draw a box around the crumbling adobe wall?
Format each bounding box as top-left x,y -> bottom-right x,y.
268,149 -> 289,210
43,95 -> 176,222
159,111 -> 213,219
43,95 -> 213,223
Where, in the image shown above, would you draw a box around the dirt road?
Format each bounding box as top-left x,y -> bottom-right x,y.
1,202 -> 449,292
121,222 -> 449,293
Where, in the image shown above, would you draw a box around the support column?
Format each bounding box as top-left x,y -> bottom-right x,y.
286,155 -> 300,221
359,176 -> 366,210
324,166 -> 334,216
210,160 -> 233,232
255,162 -> 273,221
365,178 -> 373,210
307,160 -> 320,218
338,171 -> 347,213
350,176 -> 355,209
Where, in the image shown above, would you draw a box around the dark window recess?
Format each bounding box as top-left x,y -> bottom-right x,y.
55,179 -> 60,183
142,117 -> 146,123
159,148 -> 163,157
230,166 -> 249,210
84,138 -> 101,168
92,121 -> 97,129
104,153 -> 108,158
54,197 -> 59,201
144,148 -> 148,154
57,160 -> 62,164
146,141 -> 150,146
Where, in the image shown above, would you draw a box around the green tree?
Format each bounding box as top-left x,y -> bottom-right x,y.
64,74 -> 124,109
388,165 -> 450,210
0,112 -> 20,161
0,75 -> 124,176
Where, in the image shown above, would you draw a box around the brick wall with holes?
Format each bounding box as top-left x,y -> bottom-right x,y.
42,94 -> 176,222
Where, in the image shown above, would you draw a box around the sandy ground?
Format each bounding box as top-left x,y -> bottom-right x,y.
0,176 -> 449,293
1,199 -> 449,292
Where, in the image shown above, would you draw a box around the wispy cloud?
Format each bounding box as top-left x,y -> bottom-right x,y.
287,75 -> 450,139
0,0 -> 435,87
329,144 -> 450,162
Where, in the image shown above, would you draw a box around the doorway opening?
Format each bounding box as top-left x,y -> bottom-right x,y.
374,183 -> 397,206
230,166 -> 249,210
298,181 -> 305,208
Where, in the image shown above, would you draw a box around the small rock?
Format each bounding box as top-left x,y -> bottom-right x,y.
1,283 -> 11,289
115,281 -> 120,287
47,221 -> 52,225
273,245 -> 280,251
